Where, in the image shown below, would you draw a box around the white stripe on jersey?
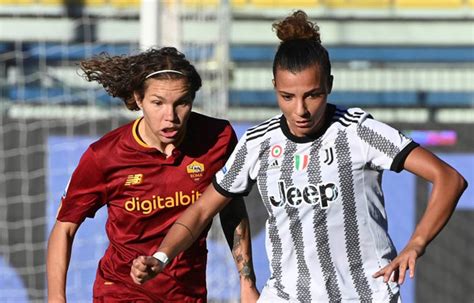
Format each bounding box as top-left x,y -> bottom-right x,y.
215,104 -> 416,302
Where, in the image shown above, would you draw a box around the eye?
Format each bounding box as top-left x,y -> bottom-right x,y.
281,94 -> 293,101
152,100 -> 163,106
176,98 -> 191,107
308,92 -> 324,99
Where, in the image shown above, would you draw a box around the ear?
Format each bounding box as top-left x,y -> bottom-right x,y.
133,91 -> 143,109
272,79 -> 276,88
327,75 -> 334,94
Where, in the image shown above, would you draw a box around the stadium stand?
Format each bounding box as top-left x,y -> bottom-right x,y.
245,0 -> 321,8
395,0 -> 465,8
230,45 -> 474,62
325,0 -> 391,9
1,1 -> 472,111
2,41 -> 473,108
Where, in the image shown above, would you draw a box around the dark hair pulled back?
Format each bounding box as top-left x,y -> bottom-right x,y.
272,10 -> 331,79
80,47 -> 202,111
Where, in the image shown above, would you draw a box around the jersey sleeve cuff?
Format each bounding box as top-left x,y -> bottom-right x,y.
212,177 -> 250,198
390,141 -> 419,173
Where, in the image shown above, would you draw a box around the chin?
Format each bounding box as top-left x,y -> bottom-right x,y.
161,137 -> 177,144
293,126 -> 313,137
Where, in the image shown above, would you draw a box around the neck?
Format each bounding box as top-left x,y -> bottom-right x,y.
138,119 -> 184,157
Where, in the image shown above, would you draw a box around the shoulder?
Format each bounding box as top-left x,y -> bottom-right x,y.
243,115 -> 282,143
188,112 -> 233,135
185,112 -> 236,151
330,105 -> 373,129
189,111 -> 231,127
89,120 -> 135,152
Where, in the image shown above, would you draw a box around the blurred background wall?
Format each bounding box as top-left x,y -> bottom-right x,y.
0,1 -> 473,302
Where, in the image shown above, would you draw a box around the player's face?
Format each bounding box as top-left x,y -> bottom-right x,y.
274,64 -> 332,137
136,78 -> 193,152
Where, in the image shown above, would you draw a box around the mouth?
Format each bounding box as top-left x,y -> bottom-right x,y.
294,120 -> 313,128
160,127 -> 179,139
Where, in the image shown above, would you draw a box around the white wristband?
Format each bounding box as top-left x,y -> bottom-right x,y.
152,251 -> 170,268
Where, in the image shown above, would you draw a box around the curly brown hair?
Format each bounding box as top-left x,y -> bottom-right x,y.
273,10 -> 321,43
272,10 -> 331,79
79,47 -> 202,111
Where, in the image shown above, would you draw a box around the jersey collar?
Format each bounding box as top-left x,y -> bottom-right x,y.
280,103 -> 336,143
131,117 -> 183,163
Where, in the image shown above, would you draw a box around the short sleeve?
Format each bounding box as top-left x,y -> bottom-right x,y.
224,124 -> 238,161
356,116 -> 419,173
213,133 -> 260,197
57,146 -> 107,223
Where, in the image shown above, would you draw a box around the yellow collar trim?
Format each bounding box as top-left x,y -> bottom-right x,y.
132,117 -> 151,148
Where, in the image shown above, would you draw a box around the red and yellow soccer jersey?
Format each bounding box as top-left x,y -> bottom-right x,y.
57,112 -> 237,302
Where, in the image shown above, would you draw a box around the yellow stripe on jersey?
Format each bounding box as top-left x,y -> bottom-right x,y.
132,117 -> 151,148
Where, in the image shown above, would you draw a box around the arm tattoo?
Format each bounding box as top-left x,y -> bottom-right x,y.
232,221 -> 256,282
219,197 -> 256,284
240,261 -> 255,281
233,231 -> 242,251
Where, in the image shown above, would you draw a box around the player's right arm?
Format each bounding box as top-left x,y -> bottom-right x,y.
131,126 -> 260,285
47,220 -> 80,303
130,183 -> 232,284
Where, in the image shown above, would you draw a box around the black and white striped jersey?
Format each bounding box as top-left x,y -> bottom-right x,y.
213,104 -> 418,302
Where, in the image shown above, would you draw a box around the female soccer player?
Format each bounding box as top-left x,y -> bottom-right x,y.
130,11 -> 467,302
46,47 -> 259,302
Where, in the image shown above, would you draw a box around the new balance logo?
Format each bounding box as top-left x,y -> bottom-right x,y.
125,174 -> 143,186
323,147 -> 334,165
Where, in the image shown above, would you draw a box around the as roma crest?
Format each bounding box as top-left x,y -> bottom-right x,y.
186,160 -> 205,182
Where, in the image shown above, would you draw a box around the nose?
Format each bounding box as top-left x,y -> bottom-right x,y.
164,105 -> 177,122
295,98 -> 308,117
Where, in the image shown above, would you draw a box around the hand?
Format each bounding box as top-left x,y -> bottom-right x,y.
372,242 -> 425,285
130,256 -> 163,284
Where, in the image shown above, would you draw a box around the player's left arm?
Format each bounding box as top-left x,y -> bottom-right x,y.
373,146 -> 467,284
220,197 -> 260,301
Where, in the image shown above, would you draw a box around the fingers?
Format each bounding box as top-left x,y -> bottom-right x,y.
372,263 -> 395,283
132,256 -> 149,272
143,256 -> 160,267
130,270 -> 143,285
130,256 -> 162,285
391,269 -> 399,283
130,257 -> 148,285
397,261 -> 408,284
396,254 -> 417,284
372,256 -> 417,285
383,264 -> 395,283
408,257 -> 416,279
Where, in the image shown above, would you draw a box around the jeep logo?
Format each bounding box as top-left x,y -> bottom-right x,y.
269,180 -> 339,209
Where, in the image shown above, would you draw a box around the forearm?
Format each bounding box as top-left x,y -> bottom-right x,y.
373,148 -> 467,283
47,221 -> 77,302
409,167 -> 467,248
158,205 -> 210,258
219,196 -> 257,284
231,217 -> 257,285
158,184 -> 231,259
